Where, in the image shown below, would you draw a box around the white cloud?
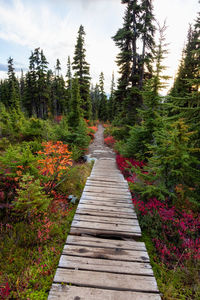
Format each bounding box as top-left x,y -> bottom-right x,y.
0,0 -> 199,93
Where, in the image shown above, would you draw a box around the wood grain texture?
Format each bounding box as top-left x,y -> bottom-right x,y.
59,255 -> 153,275
66,235 -> 146,250
71,220 -> 141,233
54,269 -> 159,293
48,284 -> 161,300
79,199 -> 133,208
73,214 -> 139,225
63,244 -> 148,262
76,207 -> 137,219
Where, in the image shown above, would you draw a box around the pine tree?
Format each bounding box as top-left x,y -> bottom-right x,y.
72,25 -> 91,118
24,48 -> 50,118
7,57 -> 20,108
169,14 -> 200,147
122,22 -> 169,159
90,84 -> 100,120
98,72 -> 108,121
68,77 -> 81,128
113,0 -> 155,125
108,72 -> 115,121
51,59 -> 66,116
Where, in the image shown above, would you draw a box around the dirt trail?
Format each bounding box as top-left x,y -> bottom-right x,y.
88,124 -> 115,159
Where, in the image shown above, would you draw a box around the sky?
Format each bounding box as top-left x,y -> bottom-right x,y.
0,0 -> 199,94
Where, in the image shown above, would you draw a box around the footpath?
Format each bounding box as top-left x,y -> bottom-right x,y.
48,124 -> 160,300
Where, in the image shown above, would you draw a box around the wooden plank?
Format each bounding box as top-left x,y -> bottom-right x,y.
64,243 -> 148,261
49,284 -> 161,300
78,203 -> 133,213
79,199 -> 133,208
76,208 -> 137,219
70,227 -> 141,238
84,186 -> 130,194
81,197 -> 132,205
90,173 -> 122,177
71,220 -> 141,234
82,192 -> 131,200
86,181 -> 128,189
66,235 -> 146,251
81,194 -> 132,203
88,177 -> 126,183
54,269 -> 159,293
73,214 -> 139,225
59,255 -> 153,275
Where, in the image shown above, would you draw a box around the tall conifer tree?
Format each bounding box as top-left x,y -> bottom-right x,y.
72,25 -> 91,119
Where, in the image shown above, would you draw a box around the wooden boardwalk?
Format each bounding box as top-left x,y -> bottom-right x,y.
48,158 -> 161,299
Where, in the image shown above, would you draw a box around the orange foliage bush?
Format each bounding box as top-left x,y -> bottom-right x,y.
37,141 -> 72,191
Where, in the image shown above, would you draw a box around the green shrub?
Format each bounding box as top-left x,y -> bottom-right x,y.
21,117 -> 45,140
0,137 -> 10,150
0,104 -> 26,140
0,144 -> 39,178
121,125 -> 149,159
14,174 -> 50,218
58,163 -> 92,198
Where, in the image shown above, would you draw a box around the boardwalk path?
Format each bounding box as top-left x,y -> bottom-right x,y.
48,124 -> 161,300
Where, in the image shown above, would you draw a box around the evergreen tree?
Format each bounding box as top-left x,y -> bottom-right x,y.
7,57 -> 20,108
113,0 -> 155,125
122,22 -> 169,159
98,72 -> 108,121
108,72 -> 115,121
24,48 -> 50,118
51,59 -> 66,116
90,84 -> 100,120
72,25 -> 91,119
68,77 -> 81,128
169,14 -> 200,147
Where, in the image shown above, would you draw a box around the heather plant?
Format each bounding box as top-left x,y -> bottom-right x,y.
104,136 -> 116,147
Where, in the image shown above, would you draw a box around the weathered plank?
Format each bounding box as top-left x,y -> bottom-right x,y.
81,196 -> 133,204
71,220 -> 141,234
49,284 -> 161,300
70,227 -> 141,238
81,193 -> 132,201
73,214 -> 138,225
86,181 -> 129,188
66,235 -> 146,251
54,269 -> 159,293
82,191 -> 131,200
84,186 -> 130,194
89,176 -> 126,183
63,244 -> 147,262
76,207 -> 137,219
59,255 -> 153,275
79,199 -> 133,208
78,203 -> 133,213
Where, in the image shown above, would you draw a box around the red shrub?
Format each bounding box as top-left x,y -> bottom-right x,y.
104,136 -> 116,147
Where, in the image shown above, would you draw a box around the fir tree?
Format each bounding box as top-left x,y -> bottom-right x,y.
98,72 -> 108,121
24,48 -> 50,118
72,25 -> 91,118
52,60 -> 66,116
113,0 -> 155,125
68,77 -> 81,128
90,84 -> 100,120
108,72 -> 115,121
7,57 -> 20,108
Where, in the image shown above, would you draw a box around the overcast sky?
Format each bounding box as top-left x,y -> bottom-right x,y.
0,0 -> 199,94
